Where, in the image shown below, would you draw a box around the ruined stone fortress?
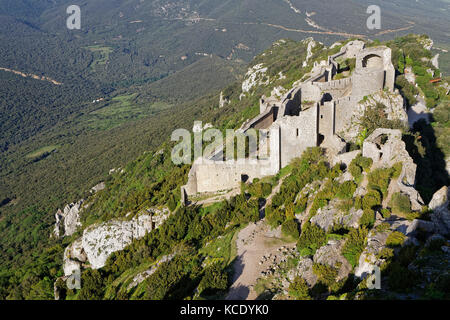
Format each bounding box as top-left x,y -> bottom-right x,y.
182,41 -> 396,202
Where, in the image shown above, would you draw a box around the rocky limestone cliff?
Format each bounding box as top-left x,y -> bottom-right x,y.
53,200 -> 85,238
363,128 -> 424,211
52,182 -> 106,238
63,208 -> 170,275
340,91 -> 408,143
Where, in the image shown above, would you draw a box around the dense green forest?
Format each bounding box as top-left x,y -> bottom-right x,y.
0,0 -> 449,300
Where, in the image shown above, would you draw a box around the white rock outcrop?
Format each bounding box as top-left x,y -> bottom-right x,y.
429,186 -> 450,236
53,200 -> 85,238
342,91 -> 408,142
63,208 -> 170,275
242,64 -> 268,93
363,128 -> 424,211
313,240 -> 353,281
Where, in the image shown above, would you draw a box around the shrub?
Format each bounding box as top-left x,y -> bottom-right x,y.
359,103 -> 406,137
386,231 -> 406,247
387,262 -> 415,292
336,181 -> 357,199
377,247 -> 394,260
375,222 -> 391,233
358,156 -> 373,171
338,199 -> 354,214
342,227 -> 368,268
248,181 -> 273,199
289,276 -> 311,300
295,196 -> 308,214
309,198 -> 328,216
381,208 -> 391,219
389,192 -> 412,217
281,219 -> 300,239
198,263 -> 228,296
359,209 -> 375,228
368,168 -> 394,198
362,190 -> 382,210
354,196 -> 363,211
349,161 -> 362,180
265,206 -> 285,228
167,194 -> 177,212
297,222 -> 327,256
313,263 -> 339,288
391,162 -> 403,179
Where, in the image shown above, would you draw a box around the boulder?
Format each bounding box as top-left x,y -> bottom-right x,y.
355,229 -> 390,278
362,128 -> 424,211
313,240 -> 352,281
429,186 -> 450,236
82,214 -> 154,269
63,238 -> 86,276
291,257 -> 318,287
63,201 -> 83,237
310,201 -> 363,232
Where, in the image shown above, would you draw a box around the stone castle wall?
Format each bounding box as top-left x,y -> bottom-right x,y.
278,105 -> 319,167
182,44 -> 398,202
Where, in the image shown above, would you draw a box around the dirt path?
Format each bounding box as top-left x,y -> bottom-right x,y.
226,220 -> 295,300
0,67 -> 62,85
226,175 -> 294,300
169,13 -> 415,40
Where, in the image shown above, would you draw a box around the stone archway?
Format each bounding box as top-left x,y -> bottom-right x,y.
362,54 -> 383,69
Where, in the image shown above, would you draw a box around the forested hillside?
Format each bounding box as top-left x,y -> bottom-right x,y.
0,0 -> 449,300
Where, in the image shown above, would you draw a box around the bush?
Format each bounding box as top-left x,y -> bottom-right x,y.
248,181 -> 273,199
386,231 -> 406,247
387,262 -> 415,292
342,227 -> 368,268
289,276 -> 311,300
359,209 -> 375,228
336,181 -> 357,199
349,161 -> 362,180
381,208 -> 391,219
295,196 -> 308,214
282,219 -> 300,239
265,206 -> 285,228
297,222 -> 327,256
369,168 -> 394,197
309,198 -> 328,216
167,194 -> 177,212
313,263 -> 339,288
198,263 -> 228,296
359,103 -> 406,137
362,190 -> 382,210
389,192 -> 412,217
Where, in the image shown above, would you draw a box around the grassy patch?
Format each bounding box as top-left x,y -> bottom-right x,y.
85,95 -> 172,130
85,45 -> 114,69
25,145 -> 59,159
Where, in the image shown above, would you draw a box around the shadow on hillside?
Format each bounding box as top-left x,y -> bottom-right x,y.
226,252 -> 249,300
403,118 -> 450,204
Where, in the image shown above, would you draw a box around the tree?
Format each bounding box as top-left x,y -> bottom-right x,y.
281,219 -> 300,239
198,263 -> 228,296
297,222 -> 327,256
289,276 -> 311,300
78,269 -> 104,300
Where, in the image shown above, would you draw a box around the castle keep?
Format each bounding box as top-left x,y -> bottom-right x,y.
182,41 -> 396,202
